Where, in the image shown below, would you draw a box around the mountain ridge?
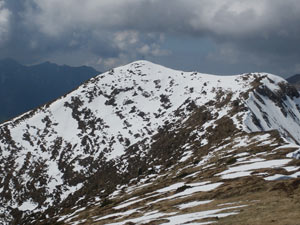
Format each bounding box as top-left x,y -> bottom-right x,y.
0,58 -> 99,123
1,60 -> 300,224
287,74 -> 300,90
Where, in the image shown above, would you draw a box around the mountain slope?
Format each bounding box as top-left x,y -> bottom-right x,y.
0,58 -> 99,122
0,61 -> 300,224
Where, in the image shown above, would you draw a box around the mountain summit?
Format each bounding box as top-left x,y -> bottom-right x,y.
1,61 -> 300,224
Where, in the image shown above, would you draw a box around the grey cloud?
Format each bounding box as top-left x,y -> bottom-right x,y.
0,0 -> 11,45
26,0 -> 300,37
1,0 -> 300,75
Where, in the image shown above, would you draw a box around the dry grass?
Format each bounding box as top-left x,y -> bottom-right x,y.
49,129 -> 300,225
85,176 -> 300,225
217,181 -> 300,225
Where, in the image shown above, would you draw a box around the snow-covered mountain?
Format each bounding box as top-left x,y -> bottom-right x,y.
1,61 -> 300,224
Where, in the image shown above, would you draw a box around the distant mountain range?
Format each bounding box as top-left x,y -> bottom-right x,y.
0,58 -> 99,123
287,74 -> 300,90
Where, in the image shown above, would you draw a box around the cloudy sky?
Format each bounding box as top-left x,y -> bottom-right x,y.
1,0 -> 300,77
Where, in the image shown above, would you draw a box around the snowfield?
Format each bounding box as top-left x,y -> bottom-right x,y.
0,60 -> 300,224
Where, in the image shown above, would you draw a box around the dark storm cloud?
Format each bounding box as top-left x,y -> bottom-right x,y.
1,0 -> 300,75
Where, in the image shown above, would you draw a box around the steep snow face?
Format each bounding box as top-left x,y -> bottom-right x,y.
242,74 -> 300,143
0,60 -> 300,224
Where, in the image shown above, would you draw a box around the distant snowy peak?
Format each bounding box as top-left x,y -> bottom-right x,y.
1,60 -> 300,224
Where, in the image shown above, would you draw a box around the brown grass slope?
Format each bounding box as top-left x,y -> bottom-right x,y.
40,127 -> 300,225
3,72 -> 300,224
